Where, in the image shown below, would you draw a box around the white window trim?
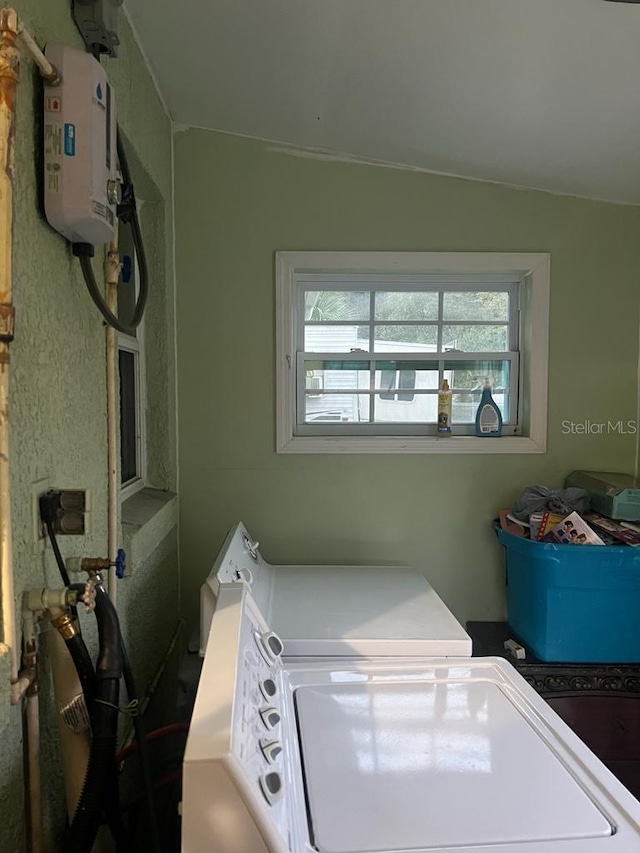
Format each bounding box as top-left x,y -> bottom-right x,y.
276,251 -> 550,454
118,251 -> 148,499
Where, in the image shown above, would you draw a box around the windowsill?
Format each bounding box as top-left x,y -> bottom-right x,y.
121,487 -> 178,574
278,435 -> 545,454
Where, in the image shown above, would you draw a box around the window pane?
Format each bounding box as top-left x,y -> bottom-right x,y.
304,393 -> 371,423
450,394 -> 474,425
379,368 -> 416,401
304,360 -> 370,392
451,392 -> 508,424
354,326 -> 371,351
443,291 -> 509,322
304,325 -> 370,352
444,360 -> 510,423
119,350 -> 137,483
442,325 -> 508,352
373,325 -> 438,351
378,367 -> 397,400
443,359 -> 509,390
305,290 -> 369,322
375,393 -> 437,424
374,360 -> 438,395
375,291 -> 438,321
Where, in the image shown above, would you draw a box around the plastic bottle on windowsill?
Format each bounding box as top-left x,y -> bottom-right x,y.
437,379 -> 452,436
475,378 -> 503,437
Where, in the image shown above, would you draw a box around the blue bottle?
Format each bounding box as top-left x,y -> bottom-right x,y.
475,378 -> 502,437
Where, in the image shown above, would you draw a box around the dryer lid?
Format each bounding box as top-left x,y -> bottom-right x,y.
295,669 -> 612,852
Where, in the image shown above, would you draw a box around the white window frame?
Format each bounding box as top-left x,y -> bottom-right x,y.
276,252 -> 550,454
296,276 -> 520,437
118,250 -> 148,498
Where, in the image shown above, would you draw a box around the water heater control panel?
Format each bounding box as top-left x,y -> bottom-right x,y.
44,44 -> 117,246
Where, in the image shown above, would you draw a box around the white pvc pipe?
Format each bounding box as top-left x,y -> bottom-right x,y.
16,18 -> 59,84
105,231 -> 121,605
0,7 -> 19,687
10,673 -> 31,703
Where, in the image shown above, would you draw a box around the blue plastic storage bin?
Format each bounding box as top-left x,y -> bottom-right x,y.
495,526 -> 640,662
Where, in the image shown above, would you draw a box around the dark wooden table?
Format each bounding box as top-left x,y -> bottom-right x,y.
467,621 -> 640,800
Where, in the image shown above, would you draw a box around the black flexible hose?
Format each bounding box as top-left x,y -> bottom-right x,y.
64,633 -> 96,707
68,584 -> 124,852
94,587 -> 135,851
41,513 -> 71,587
44,525 -> 160,850
68,679 -> 120,853
92,584 -> 123,681
104,762 -> 131,853
74,128 -> 149,336
120,633 -> 162,853
117,130 -> 150,330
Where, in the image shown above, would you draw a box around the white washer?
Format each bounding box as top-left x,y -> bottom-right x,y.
200,522 -> 471,658
182,583 -> 640,853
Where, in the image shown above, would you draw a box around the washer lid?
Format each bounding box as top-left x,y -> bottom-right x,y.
295,675 -> 612,853
270,565 -> 471,657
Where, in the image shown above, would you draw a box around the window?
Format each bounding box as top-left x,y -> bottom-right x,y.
117,221 -> 147,495
276,252 -> 549,454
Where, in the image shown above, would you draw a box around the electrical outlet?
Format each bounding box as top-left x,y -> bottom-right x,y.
34,487 -> 92,543
52,489 -> 92,535
31,477 -> 50,552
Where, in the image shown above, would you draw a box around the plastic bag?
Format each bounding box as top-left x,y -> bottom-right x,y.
510,485 -> 590,522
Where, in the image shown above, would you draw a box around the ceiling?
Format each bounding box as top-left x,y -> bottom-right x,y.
125,0 -> 640,204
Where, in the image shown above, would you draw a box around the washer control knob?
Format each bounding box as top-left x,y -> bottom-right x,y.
259,771 -> 284,805
234,567 -> 254,585
259,678 -> 277,701
259,738 -> 283,764
260,707 -> 281,730
255,631 -> 284,663
242,534 -> 260,563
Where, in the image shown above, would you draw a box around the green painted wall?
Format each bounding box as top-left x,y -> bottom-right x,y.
0,3 -> 177,851
175,128 -> 640,633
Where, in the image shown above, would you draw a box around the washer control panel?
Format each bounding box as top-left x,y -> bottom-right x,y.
213,524 -> 266,586
200,523 -> 272,656
185,582 -> 295,853
232,592 -> 288,823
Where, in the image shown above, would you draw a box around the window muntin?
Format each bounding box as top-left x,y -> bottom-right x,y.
295,278 -> 519,436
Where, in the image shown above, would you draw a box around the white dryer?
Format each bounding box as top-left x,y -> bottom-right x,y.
200,521 -> 471,659
182,583 -> 640,853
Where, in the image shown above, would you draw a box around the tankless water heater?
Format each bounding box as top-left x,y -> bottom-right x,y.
43,44 -> 118,247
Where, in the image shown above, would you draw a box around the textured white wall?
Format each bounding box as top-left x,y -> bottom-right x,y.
0,3 -> 177,850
